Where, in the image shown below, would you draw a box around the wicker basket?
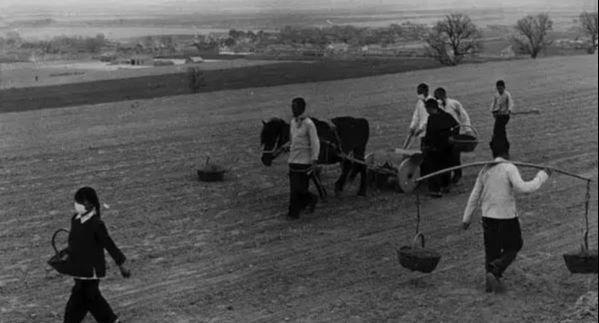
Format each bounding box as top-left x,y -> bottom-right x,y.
198,156 -> 226,182
563,250 -> 598,274
197,168 -> 225,182
449,125 -> 479,153
397,233 -> 441,273
47,229 -> 73,275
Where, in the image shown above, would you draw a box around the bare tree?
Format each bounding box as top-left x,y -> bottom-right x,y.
580,11 -> 598,54
512,14 -> 553,58
425,13 -> 481,66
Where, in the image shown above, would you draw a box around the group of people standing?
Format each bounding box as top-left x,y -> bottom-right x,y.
408,82 -> 472,197
409,80 -> 516,197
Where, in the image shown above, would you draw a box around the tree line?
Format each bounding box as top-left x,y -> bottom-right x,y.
426,11 -> 598,65
1,33 -> 109,55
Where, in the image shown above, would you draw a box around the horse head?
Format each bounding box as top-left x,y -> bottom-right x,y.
260,118 -> 290,166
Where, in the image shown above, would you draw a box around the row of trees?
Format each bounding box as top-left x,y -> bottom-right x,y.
276,23 -> 427,46
426,11 -> 598,65
2,33 -> 109,55
213,23 -> 428,51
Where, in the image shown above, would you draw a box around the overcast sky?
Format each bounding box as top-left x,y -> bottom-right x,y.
1,0 -> 596,14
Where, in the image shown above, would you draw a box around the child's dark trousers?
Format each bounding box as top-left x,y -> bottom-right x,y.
483,217 -> 523,278
64,279 -> 117,323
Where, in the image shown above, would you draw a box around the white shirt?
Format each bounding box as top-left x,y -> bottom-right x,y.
463,157 -> 548,223
491,90 -> 514,115
75,210 -> 95,224
409,95 -> 434,138
439,98 -> 472,134
288,117 -> 320,165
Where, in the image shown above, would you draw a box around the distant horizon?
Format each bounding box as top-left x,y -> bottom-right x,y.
1,0 -> 596,17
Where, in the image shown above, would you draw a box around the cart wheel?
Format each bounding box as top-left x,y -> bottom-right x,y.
397,157 -> 421,193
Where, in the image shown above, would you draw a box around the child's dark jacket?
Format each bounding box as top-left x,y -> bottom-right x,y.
67,213 -> 126,278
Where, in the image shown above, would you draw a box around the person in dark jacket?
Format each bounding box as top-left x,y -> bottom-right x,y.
64,187 -> 130,323
421,98 -> 459,197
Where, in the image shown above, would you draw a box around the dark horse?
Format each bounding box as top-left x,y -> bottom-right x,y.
260,116 -> 370,196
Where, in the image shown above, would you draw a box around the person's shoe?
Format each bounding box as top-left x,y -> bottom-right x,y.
306,198 -> 317,214
451,175 -> 462,184
486,272 -> 500,293
494,278 -> 506,293
485,278 -> 493,293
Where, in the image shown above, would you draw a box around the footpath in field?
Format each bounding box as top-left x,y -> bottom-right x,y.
0,55 -> 597,322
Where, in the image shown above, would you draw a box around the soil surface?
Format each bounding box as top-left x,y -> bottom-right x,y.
0,54 -> 597,322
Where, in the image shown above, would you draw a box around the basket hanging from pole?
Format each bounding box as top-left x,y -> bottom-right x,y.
563,180 -> 598,274
397,192 -> 441,273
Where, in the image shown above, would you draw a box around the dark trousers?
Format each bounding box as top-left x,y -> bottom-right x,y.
483,217 -> 523,278
450,147 -> 462,182
288,163 -> 317,218
419,140 -> 430,177
423,150 -> 452,193
492,114 -> 510,141
64,279 -> 117,323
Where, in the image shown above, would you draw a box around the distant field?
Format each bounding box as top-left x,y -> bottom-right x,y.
0,54 -> 596,322
0,57 -> 442,112
0,59 -> 287,89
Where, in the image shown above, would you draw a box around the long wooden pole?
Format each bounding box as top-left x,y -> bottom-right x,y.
511,109 -> 540,115
415,160 -> 593,182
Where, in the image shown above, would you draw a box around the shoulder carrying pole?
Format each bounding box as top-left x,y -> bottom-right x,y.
415,160 -> 593,183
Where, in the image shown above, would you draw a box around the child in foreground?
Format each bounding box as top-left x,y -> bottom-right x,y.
63,186 -> 130,323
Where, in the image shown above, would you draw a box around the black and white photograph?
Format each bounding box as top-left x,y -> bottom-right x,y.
0,0 -> 597,322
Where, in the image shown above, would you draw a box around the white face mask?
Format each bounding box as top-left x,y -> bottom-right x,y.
74,202 -> 87,214
417,94 -> 426,100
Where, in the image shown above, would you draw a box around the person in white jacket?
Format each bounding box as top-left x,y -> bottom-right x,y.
408,83 -> 434,176
287,97 -> 320,219
462,138 -> 550,293
434,87 -> 473,184
408,83 -> 434,140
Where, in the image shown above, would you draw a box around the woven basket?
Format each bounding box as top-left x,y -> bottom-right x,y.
449,125 -> 479,153
47,229 -> 73,275
563,250 -> 598,274
198,156 -> 226,182
397,233 -> 441,273
197,168 -> 225,182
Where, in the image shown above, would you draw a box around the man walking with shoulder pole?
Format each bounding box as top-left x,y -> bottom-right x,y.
461,138 -> 551,293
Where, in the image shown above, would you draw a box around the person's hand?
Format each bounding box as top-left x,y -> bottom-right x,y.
544,168 -> 552,177
409,128 -> 416,136
311,160 -> 318,169
119,264 -> 131,278
462,221 -> 470,231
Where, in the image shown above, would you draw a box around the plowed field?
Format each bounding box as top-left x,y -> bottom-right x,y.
1,54 -> 597,322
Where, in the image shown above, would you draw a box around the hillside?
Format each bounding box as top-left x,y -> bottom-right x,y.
0,54 -> 597,322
